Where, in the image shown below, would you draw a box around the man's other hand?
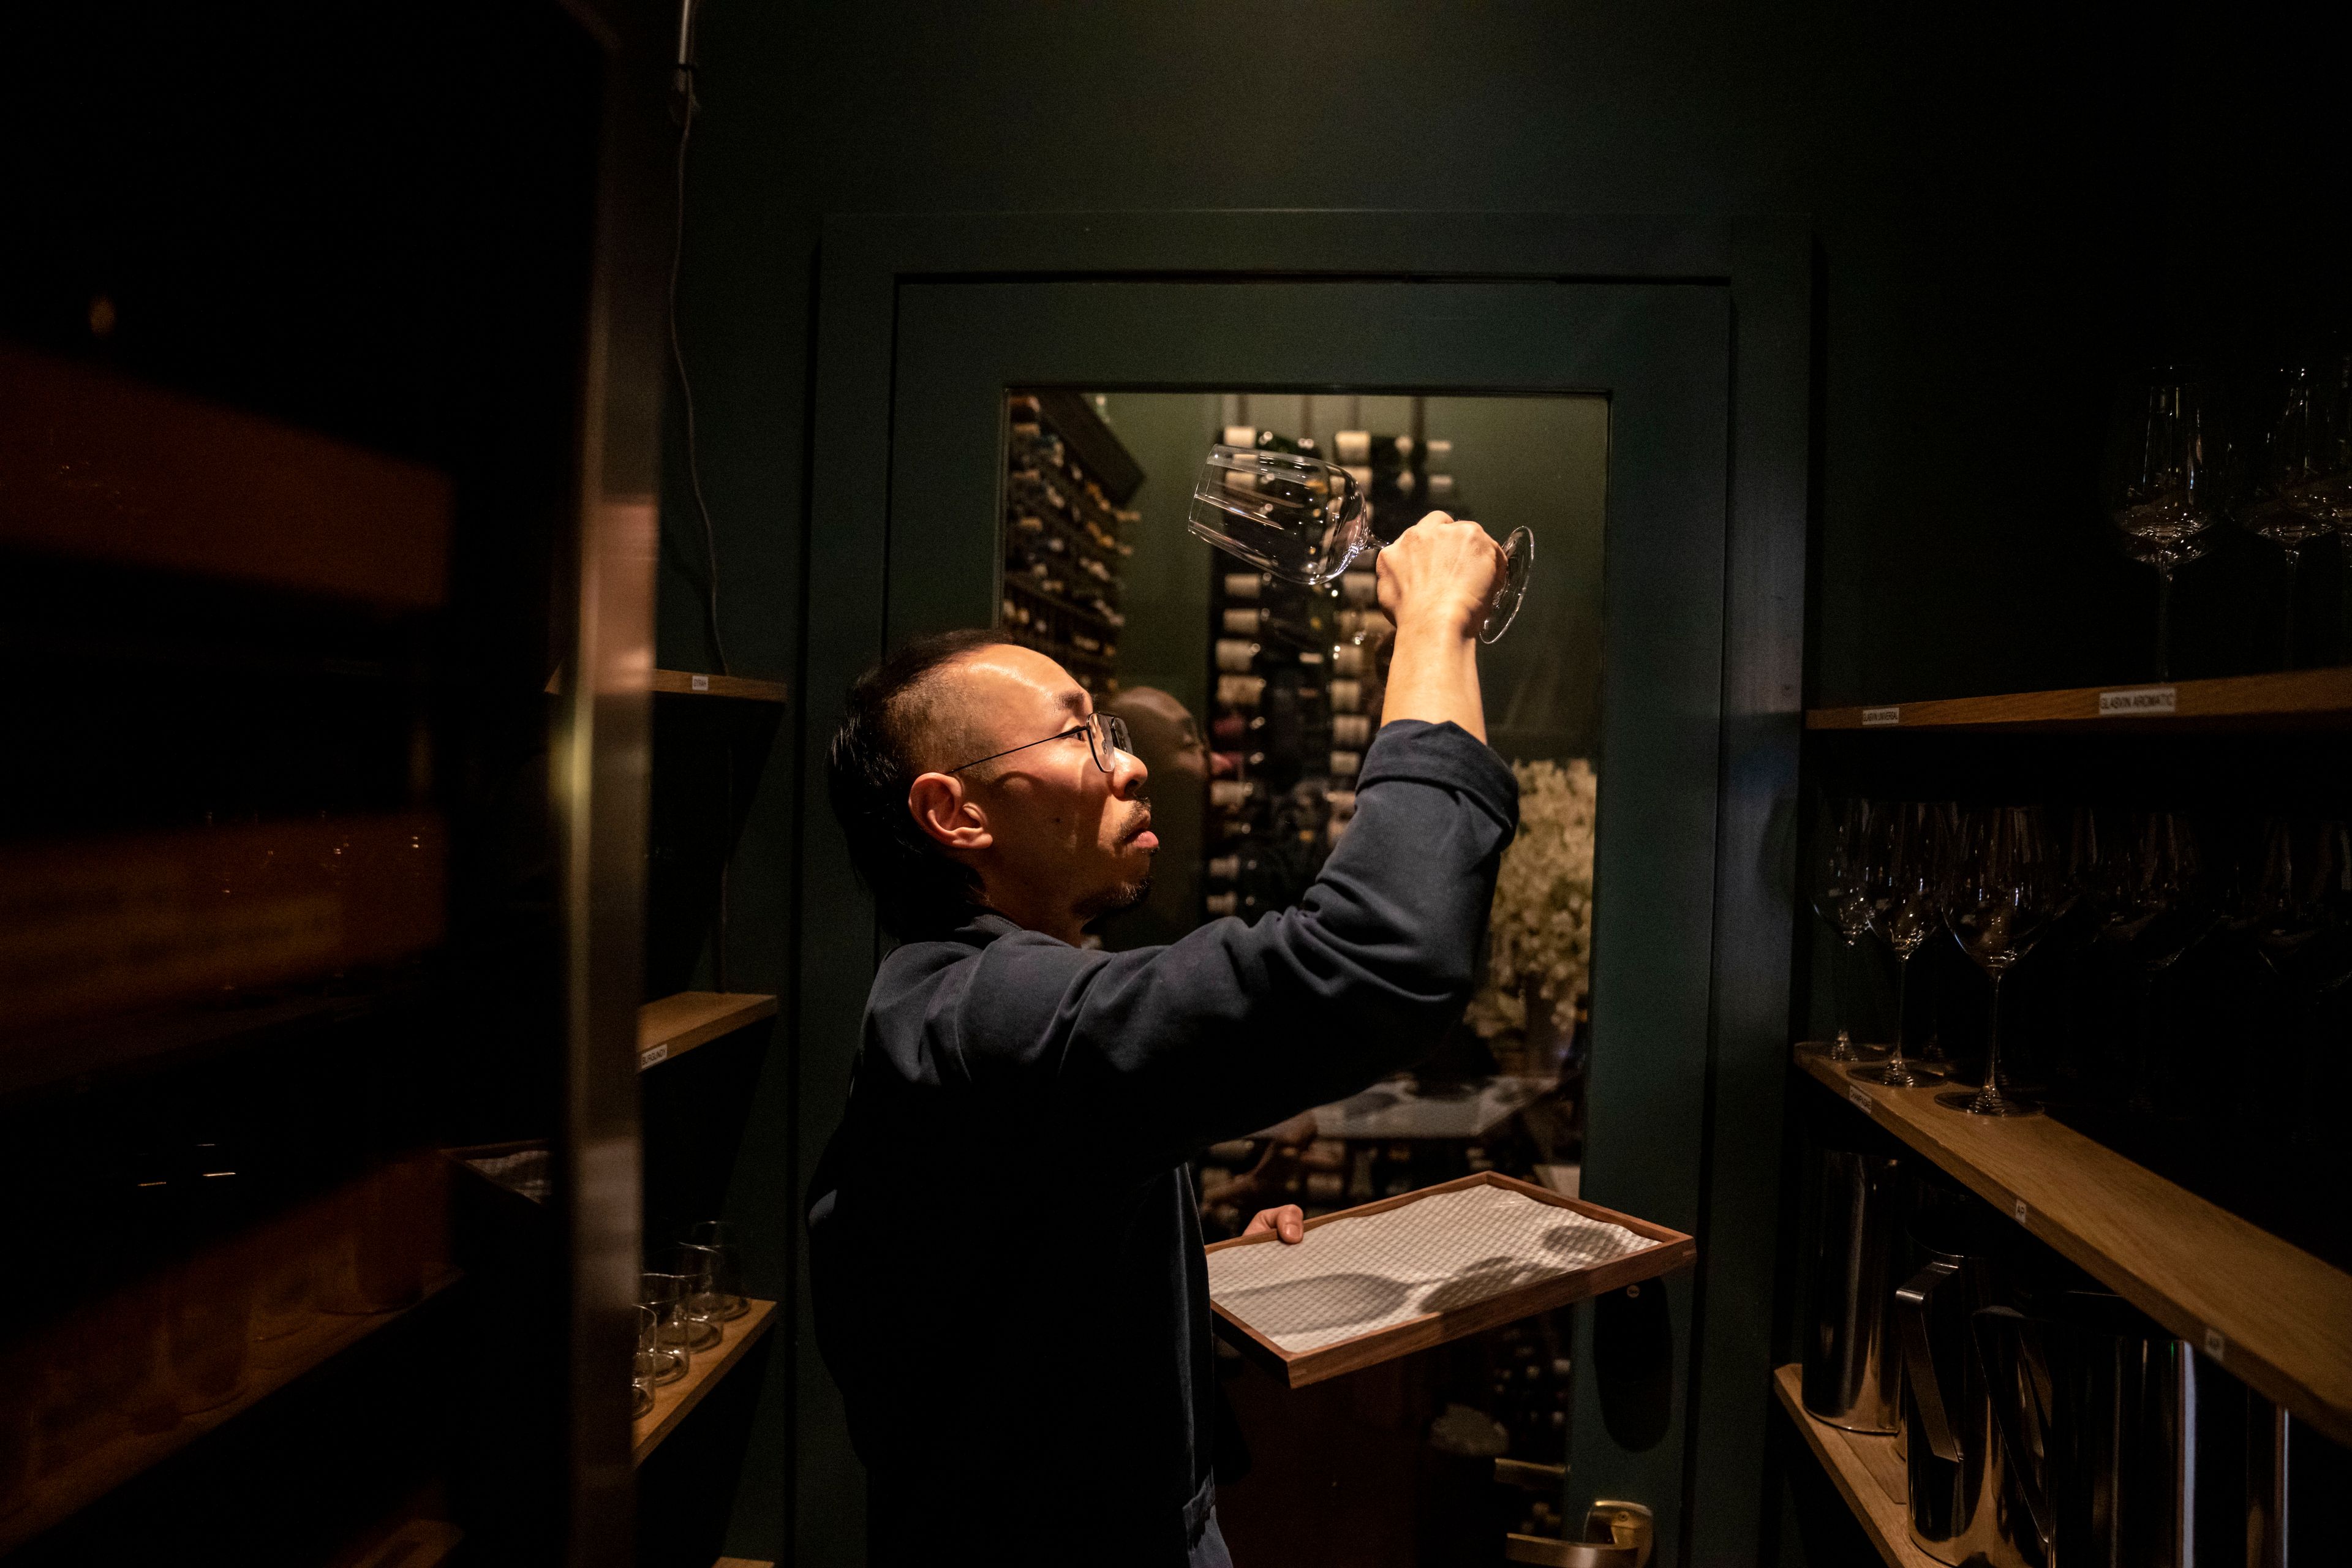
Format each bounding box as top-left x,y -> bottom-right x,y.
1242,1204 -> 1306,1244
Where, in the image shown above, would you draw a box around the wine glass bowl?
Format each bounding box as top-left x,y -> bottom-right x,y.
1189,443 -> 1534,643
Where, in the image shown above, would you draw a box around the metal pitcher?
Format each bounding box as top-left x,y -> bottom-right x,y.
1893,1218 -> 2008,1564
1801,1147 -> 1905,1434
1973,1292 -> 2199,1568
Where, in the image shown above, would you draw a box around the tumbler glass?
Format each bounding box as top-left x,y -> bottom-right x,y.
1188,444 -> 1533,643
684,1221 -> 748,1321
639,1271 -> 703,1368
635,1301 -> 685,1392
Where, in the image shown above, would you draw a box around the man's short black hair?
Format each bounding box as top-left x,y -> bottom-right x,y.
827,628 -> 1017,940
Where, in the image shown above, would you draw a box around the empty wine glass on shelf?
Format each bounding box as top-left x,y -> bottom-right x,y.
2238,365 -> 2339,667
2105,371 -> 2225,680
1852,802 -> 1949,1088
1804,796 -> 1885,1064
2090,812 -> 2217,1110
1940,805 -> 2065,1117
1189,444 -> 1534,643
2229,818 -> 2352,993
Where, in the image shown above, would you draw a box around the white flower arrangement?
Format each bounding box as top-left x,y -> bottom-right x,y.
1466,758 -> 1597,1041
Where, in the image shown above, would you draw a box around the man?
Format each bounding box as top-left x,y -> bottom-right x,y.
809,516 -> 1518,1565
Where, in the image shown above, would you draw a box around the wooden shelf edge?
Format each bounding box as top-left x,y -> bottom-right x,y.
1772,1365 -> 1932,1568
650,668 -> 788,703
0,1270 -> 462,1557
1795,1050 -> 2352,1446
636,992 -> 777,1071
632,1298 -> 777,1465
1806,666 -> 2352,733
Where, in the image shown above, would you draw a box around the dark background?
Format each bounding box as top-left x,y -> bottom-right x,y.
646,4 -> 2351,1559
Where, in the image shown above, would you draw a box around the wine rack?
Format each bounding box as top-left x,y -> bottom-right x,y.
1001,392 -> 1144,694
1199,424 -> 1456,927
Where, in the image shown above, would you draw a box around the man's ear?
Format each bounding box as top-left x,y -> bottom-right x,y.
908,771 -> 992,852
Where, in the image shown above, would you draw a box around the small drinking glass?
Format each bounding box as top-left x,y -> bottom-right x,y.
1852,802 -> 1949,1088
639,1271 -> 704,1368
1940,806 -> 2062,1117
635,1302 -> 685,1393
1188,444 -> 1533,643
684,1221 -> 748,1321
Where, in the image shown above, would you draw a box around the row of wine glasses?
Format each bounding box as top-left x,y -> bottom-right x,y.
1807,799 -> 2352,1119
2105,355 -> 2352,677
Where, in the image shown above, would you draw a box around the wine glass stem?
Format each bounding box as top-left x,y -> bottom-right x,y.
1983,968 -> 2008,1108
2282,551 -> 2300,669
1888,955 -> 1910,1071
2155,567 -> 2173,682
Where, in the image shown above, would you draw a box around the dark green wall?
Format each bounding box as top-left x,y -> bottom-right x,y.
648,5 -> 2348,1559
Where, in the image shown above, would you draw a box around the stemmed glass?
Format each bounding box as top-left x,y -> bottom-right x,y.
1805,797 -> 1884,1064
2090,813 -> 2216,1110
1940,807 -> 2064,1117
1189,444 -> 1534,643
2238,365 -> 2339,666
1852,802 -> 1948,1087
2104,372 -> 2225,680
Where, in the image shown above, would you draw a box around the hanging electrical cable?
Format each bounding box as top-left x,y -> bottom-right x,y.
668,0 -> 729,676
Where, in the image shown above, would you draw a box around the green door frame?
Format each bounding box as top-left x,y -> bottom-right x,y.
792,213 -> 1811,1567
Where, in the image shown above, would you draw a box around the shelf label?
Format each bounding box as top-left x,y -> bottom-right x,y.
2098,685 -> 2176,717
1860,706 -> 1901,728
1847,1085 -> 1874,1115
639,1042 -> 669,1070
691,674 -> 710,692
2203,1327 -> 2226,1362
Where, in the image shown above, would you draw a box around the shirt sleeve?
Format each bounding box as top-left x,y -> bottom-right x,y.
897,718 -> 1520,1173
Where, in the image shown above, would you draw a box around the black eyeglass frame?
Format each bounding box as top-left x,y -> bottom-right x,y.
947,711 -> 1133,776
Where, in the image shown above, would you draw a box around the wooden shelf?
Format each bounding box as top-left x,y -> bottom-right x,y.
633,1298 -> 777,1466
1771,1364 -> 1932,1568
1796,1050 -> 2352,1445
1806,666 -> 2352,733
651,668 -> 788,703
0,1270 -> 462,1556
636,992 -> 777,1071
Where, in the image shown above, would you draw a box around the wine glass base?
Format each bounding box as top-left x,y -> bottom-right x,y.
1936,1087 -> 2039,1118
1850,1059 -> 1948,1088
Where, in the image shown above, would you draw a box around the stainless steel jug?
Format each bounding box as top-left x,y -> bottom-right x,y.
1894,1214 -> 2008,1565
1973,1291 -> 2199,1568
1801,1147 -> 1905,1433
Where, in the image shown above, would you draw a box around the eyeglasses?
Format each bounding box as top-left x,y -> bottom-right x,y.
948,711 -> 1133,776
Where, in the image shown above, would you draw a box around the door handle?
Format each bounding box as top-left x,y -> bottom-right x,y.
1504,1501 -> 1654,1567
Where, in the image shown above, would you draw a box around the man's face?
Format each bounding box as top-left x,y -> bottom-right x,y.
923,646 -> 1156,927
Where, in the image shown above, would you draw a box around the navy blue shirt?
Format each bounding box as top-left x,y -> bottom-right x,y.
807,720 -> 1518,1563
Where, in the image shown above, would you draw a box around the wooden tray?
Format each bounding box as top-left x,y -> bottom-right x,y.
1205,1171 -> 1694,1387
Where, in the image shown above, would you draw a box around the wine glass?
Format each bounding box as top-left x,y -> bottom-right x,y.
2238,365 -> 2338,667
2105,372 -> 2225,680
1852,802 -> 1948,1087
1189,444 -> 1534,643
1805,796 -> 1885,1064
1940,806 -> 2062,1117
2091,812 -> 2216,1110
